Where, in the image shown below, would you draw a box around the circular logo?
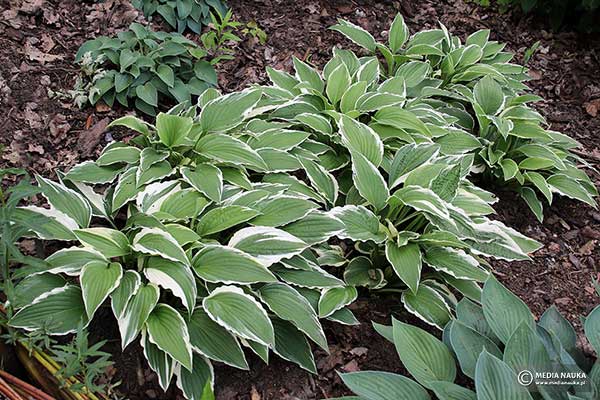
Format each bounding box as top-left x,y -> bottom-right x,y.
518,370 -> 534,386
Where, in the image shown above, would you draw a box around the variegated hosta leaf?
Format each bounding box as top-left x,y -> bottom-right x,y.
43,246 -> 108,276
195,205 -> 261,236
36,175 -> 92,228
132,227 -> 190,266
385,241 -> 422,294
11,274 -> 66,310
202,286 -> 275,347
330,205 -> 387,243
250,195 -> 318,227
144,257 -> 197,313
81,261 -> 123,319
272,319 -> 317,374
175,354 -> 214,400
318,286 -> 358,318
74,227 -> 130,258
118,283 -> 160,349
228,226 -> 307,267
141,330 -> 174,392
192,245 -> 277,284
402,284 -> 452,330
111,270 -> 141,319
13,206 -> 78,241
146,303 -> 193,371
281,211 -> 344,245
180,165 -> 223,203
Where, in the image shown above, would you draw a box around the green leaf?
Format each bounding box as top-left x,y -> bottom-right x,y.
429,381 -> 476,400
258,283 -> 327,351
330,20 -> 377,52
388,144 -> 439,189
97,144 -> 141,166
339,115 -> 384,166
65,161 -> 123,184
392,186 -> 450,221
392,318 -> 456,388
292,57 -> 324,92
156,64 -> 175,87
298,157 -> 339,205
424,247 -> 488,282
141,331 -> 174,391
136,82 -> 158,107
402,284 -> 452,329
539,305 -> 577,353
351,151 -> 389,211
36,175 -> 92,228
248,129 -> 310,151
192,245 -> 277,284
81,261 -> 123,319
196,205 -> 260,236
132,228 -> 190,266
146,304 -> 193,371
546,174 -> 597,208
318,286 -> 357,318
156,113 -> 193,148
108,115 -> 150,136
339,371 -> 431,400
196,133 -> 267,170
187,308 -> 248,370
326,63 -> 351,104
271,264 -> 344,289
9,285 -> 88,335
251,195 -> 318,227
473,76 -> 504,115
194,60 -> 217,85
389,13 -> 409,52
585,305 -> 600,354
272,319 -> 317,373
386,242 -> 422,294
199,90 -> 262,133
181,165 -> 223,203
449,320 -> 502,379
145,257 -> 197,312
118,283 -> 159,348
74,227 -> 130,258
501,159 -> 519,181
482,276 -> 534,344
330,205 -> 387,243
175,354 -> 214,400
228,226 -> 307,267
282,211 -> 344,246
475,351 -> 533,400
202,285 -> 275,346
111,270 -> 141,319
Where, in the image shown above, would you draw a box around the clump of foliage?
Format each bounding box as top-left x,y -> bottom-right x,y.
74,23 -> 217,115
328,14 -> 597,221
132,0 -> 228,34
335,276 -> 600,400
8,90 -> 360,399
472,0 -> 600,32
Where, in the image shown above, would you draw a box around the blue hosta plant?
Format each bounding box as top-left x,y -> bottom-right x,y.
328,13 -> 598,221
334,276 -> 600,400
8,90 -> 360,399
132,0 -> 228,34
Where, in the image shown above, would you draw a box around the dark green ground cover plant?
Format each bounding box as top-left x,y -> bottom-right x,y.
73,23 -> 217,115
132,0 -> 228,34
333,276 -> 600,400
328,14 -> 598,221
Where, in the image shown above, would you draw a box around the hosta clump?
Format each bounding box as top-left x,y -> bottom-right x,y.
8,90 -> 360,399
251,45 -> 541,328
335,276 -> 600,400
328,13 -> 598,221
132,0 -> 228,34
74,23 -> 217,115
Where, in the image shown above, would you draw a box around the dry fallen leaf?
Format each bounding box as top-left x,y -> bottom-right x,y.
24,38 -> 63,64
250,385 -> 261,400
584,99 -> 600,117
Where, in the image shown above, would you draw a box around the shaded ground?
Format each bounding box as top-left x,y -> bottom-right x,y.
1,0 -> 599,398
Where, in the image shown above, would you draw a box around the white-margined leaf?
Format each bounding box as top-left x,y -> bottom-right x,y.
174,354 -> 214,400
271,264 -> 344,289
141,330 -> 174,391
272,319 -> 317,374
402,284 -> 452,329
339,115 -> 384,167
250,195 -> 318,227
43,246 -> 107,276
199,90 -> 262,133
156,113 -> 193,148
13,206 -> 78,241
132,227 -> 190,266
181,165 -> 223,203
388,143 -> 440,189
111,270 -> 141,319
195,133 -> 267,170
81,261 -> 123,319
118,283 -> 160,349
298,157 -> 339,205
318,286 -> 358,318
146,303 -> 193,371
65,161 -> 124,184
74,227 -> 130,258
386,241 -> 421,294
145,257 -> 197,313
351,151 -> 389,211
192,245 -> 277,284
36,175 -> 92,228
330,205 -> 387,243
282,211 -> 344,245
228,226 -> 307,267
196,205 -> 261,236
424,247 -> 489,282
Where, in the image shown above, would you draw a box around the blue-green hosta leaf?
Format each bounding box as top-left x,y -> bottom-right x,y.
339,115 -> 384,167
144,257 -> 196,312
9,285 -> 88,335
393,318 -> 456,388
539,306 -> 577,355
282,211 -> 344,245
74,227 -> 130,258
424,247 -> 489,282
111,270 -> 141,319
292,57 -> 324,93
330,205 -> 387,243
192,245 -> 277,284
36,175 -> 92,228
339,371 -> 431,400
456,298 -> 500,345
187,308 -> 248,370
385,241 -> 422,294
13,206 -> 78,241
43,246 -> 107,276
351,151 -> 389,211
146,304 -> 193,371
132,227 -> 189,266
272,319 -> 317,374
196,205 -> 261,236
248,129 -> 310,151
199,90 -> 262,133
81,261 -> 123,319
318,286 -> 358,318
175,354 -> 214,400
118,283 -> 159,349
482,277 -> 534,344
449,320 -> 502,379
65,161 -> 124,184
503,322 -> 552,380
258,283 -> 327,351
202,285 -> 275,346
136,83 -> 158,107
585,305 -> 600,354
475,351 -> 533,400
429,381 -> 476,400
156,113 -> 193,148
250,195 -> 318,227
298,157 -> 339,205
271,264 -> 344,289
141,330 -> 174,391
228,226 -> 307,267
473,76 -> 505,116
402,284 -> 452,329
180,164 -> 223,203
195,133 -> 267,171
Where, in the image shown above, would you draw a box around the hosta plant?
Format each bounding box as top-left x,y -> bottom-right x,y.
334,276 -> 600,400
328,13 -> 598,220
132,0 -> 228,34
251,46 -> 542,328
8,90 -> 360,399
74,23 -> 217,115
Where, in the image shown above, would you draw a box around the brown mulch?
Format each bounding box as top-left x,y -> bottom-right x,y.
1,0 -> 599,399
